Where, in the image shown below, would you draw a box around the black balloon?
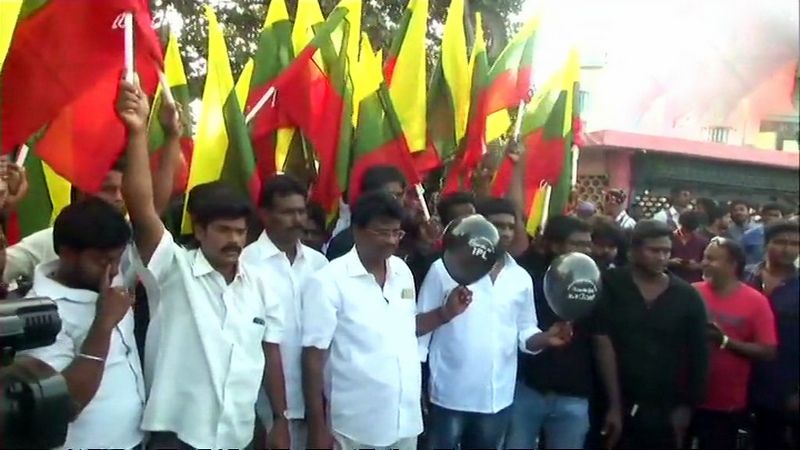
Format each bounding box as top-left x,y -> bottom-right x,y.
544,252 -> 602,321
442,214 -> 500,285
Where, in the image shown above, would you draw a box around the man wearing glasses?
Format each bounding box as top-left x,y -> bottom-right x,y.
302,191 -> 423,450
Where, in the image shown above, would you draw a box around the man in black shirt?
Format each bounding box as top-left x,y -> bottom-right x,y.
507,215 -> 623,449
595,220 -> 709,449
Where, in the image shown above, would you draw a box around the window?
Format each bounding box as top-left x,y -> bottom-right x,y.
708,126 -> 731,144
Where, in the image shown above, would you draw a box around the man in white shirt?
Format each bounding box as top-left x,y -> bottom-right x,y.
302,191 -> 423,450
115,80 -> 288,449
242,174 -> 328,449
603,189 -> 637,230
18,198 -> 144,450
416,198 -> 573,449
653,186 -> 692,230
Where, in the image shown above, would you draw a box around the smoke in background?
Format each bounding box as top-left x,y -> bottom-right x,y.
519,0 -> 799,136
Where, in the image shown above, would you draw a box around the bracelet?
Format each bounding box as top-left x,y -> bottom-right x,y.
78,353 -> 105,363
719,335 -> 730,350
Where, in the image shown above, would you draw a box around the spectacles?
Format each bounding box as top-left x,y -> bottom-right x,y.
366,228 -> 406,240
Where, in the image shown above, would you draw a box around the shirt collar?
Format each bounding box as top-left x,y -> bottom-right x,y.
615,211 -> 630,223
32,260 -> 98,304
255,231 -> 305,262
191,248 -> 246,282
343,246 -> 400,278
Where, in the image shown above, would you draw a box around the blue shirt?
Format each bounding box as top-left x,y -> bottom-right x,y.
742,226 -> 765,266
745,263 -> 800,411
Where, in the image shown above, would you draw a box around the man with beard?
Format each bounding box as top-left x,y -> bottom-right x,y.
746,220 -> 800,450
242,174 -> 328,450
116,79 -> 288,449
654,187 -> 692,230
508,215 -> 623,450
697,200 -> 731,241
742,202 -> 785,265
302,191 -> 423,450
590,215 -> 627,271
728,199 -> 754,242
595,220 -> 709,449
417,198 -> 572,450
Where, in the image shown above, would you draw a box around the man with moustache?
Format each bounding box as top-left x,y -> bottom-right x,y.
302,191 -> 422,450
594,220 -> 709,449
242,174 -> 328,450
116,79 -> 288,449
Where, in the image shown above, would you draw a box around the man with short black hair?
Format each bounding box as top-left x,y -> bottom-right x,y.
697,201 -> 731,241
508,215 -> 623,450
603,189 -> 636,230
242,174 -> 328,450
654,186 -> 692,230
595,220 -> 709,449
302,191 -> 422,450
669,210 -> 708,283
19,198 -> 144,449
303,202 -> 328,252
728,199 -> 753,242
436,191 -> 476,228
325,165 -> 407,260
742,202 -> 785,265
590,216 -> 627,270
417,198 -> 571,450
116,79 -> 287,449
746,219 -> 800,450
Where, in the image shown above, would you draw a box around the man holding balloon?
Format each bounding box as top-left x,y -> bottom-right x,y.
416,198 -> 573,450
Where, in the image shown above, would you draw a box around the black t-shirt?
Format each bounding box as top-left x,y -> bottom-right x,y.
516,250 -> 597,398
595,266 -> 709,407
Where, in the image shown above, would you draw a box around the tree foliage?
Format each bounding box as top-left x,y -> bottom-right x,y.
150,0 -> 523,96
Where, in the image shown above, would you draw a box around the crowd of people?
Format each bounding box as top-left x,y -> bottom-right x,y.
0,80 -> 798,450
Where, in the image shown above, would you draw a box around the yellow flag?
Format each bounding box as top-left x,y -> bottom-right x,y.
292,0 -> 324,54
43,163 -> 71,224
441,0 -> 470,142
181,6 -> 236,233
387,0 -> 428,153
0,0 -> 22,73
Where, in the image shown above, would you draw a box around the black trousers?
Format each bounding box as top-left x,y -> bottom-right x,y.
752,406 -> 799,450
690,408 -> 745,450
617,403 -> 677,450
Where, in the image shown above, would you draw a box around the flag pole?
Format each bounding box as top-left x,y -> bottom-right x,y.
123,12 -> 134,83
245,87 -> 277,125
415,183 -> 431,221
512,99 -> 525,139
15,144 -> 29,167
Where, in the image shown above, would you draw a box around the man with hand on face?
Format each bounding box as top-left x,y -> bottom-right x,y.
302,191 -> 422,450
17,199 -> 144,450
594,220 -> 709,449
416,198 -> 572,450
242,174 -> 327,450
115,79 -> 287,449
690,238 -> 776,449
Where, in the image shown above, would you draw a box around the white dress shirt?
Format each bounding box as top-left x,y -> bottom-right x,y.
134,231 -> 284,449
614,210 -> 637,230
301,247 -> 423,446
21,261 -> 145,450
417,256 -> 541,414
653,206 -> 680,227
4,227 -> 135,286
241,231 -> 327,420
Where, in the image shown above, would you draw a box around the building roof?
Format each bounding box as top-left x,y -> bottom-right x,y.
584,129 -> 799,170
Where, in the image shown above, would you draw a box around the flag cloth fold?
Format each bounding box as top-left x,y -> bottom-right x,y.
147,31 -> 193,195
181,6 -> 259,233
348,37 -> 420,203
385,0 -> 427,153
1,0 -> 163,194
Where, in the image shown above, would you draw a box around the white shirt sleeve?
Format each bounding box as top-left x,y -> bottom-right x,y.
260,277 -> 284,345
416,261 -> 445,362
130,230 -> 176,314
300,271 -> 340,350
4,228 -> 55,283
19,323 -> 76,372
517,276 -> 543,356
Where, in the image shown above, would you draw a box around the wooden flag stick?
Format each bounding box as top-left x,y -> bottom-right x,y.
415,183 -> 431,221
245,86 -> 277,125
512,99 -> 526,139
158,71 -> 176,106
15,144 -> 29,167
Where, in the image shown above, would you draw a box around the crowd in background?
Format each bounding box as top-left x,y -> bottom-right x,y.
0,79 -> 797,450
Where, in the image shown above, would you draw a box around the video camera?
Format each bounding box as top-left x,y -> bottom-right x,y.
0,298 -> 70,449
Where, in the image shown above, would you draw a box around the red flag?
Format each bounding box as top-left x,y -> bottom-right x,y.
1,0 -> 162,192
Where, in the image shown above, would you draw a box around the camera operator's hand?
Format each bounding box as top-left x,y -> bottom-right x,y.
93,264 -> 135,331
